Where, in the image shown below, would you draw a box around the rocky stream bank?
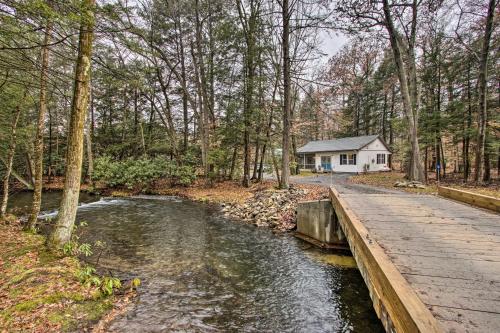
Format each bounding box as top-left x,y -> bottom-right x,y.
220,185 -> 328,231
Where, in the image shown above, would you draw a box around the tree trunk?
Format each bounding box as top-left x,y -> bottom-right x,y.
464,64 -> 473,181
388,84 -> 395,169
177,19 -> 189,152
237,0 -> 259,188
25,151 -> 35,186
191,41 -> 209,176
47,106 -> 53,184
483,142 -> 491,182
271,143 -> 281,185
49,0 -> 95,248
85,108 -> 93,184
0,104 -> 22,217
192,2 -> 211,178
474,0 -> 496,182
26,18 -> 52,230
424,146 -> 428,183
280,0 -> 291,189
440,139 -> 446,179
139,122 -> 146,156
382,92 -> 387,142
252,132 -> 260,180
382,0 -> 424,181
259,67 -> 279,182
229,145 -> 238,180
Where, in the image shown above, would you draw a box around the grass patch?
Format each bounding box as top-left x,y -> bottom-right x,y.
296,170 -> 316,177
350,171 -> 499,197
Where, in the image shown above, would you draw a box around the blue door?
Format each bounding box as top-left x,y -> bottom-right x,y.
321,156 -> 331,170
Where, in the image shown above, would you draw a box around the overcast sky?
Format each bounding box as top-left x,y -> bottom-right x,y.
319,30 -> 348,59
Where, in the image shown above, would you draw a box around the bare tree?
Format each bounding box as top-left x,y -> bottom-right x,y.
336,0 -> 425,181
280,0 -> 292,189
27,11 -> 53,231
0,104 -> 22,217
237,0 -> 262,187
474,0 -> 497,182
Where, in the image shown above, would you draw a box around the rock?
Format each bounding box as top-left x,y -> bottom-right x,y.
394,180 -> 426,189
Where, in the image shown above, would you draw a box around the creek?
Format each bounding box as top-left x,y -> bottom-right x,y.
9,191 -> 383,332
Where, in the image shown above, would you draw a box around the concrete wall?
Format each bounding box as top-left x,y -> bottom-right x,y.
296,200 -> 346,246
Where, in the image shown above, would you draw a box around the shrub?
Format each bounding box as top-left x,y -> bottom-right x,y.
93,156 -> 196,188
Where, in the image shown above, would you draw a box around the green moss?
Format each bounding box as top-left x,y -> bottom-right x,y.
13,299 -> 40,312
38,248 -> 63,264
79,298 -> 113,321
9,268 -> 35,285
46,298 -> 114,332
0,221 -> 124,332
8,287 -> 23,298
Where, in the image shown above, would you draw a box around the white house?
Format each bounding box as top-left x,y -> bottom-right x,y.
297,135 -> 391,173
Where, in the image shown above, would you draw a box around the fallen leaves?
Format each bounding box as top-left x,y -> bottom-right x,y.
0,218 -> 132,333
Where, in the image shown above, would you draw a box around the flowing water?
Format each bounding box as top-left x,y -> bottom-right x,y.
9,192 -> 383,332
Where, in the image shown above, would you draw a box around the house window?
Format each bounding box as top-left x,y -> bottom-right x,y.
340,154 -> 356,165
377,154 -> 386,164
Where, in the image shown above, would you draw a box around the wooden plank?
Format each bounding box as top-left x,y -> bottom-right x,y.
386,249 -> 500,262
410,282 -> 500,312
404,274 -> 500,294
397,264 -> 500,282
375,236 -> 500,248
364,223 -> 500,233
369,230 -> 500,244
350,215 -> 500,226
329,187 -> 443,333
387,253 -> 500,277
438,186 -> 500,213
429,306 -> 500,333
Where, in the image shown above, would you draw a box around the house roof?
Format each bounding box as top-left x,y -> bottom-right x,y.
297,135 -> 388,153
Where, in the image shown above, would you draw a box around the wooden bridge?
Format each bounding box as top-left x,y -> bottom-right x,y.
329,187 -> 500,333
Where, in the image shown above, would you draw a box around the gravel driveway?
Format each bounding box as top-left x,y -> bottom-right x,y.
289,173 -> 402,195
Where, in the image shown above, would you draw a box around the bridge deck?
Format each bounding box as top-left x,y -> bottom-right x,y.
330,187 -> 500,333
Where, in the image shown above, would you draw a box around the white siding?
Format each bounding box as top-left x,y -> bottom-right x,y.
358,138 -> 391,172
311,138 -> 391,173
314,151 -> 360,173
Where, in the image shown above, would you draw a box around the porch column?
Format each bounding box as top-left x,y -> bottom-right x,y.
315,154 -> 321,170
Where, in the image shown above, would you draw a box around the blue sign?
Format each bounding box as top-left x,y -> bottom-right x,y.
436,163 -> 440,170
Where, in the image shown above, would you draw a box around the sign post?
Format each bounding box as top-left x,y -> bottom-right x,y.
436,163 -> 440,184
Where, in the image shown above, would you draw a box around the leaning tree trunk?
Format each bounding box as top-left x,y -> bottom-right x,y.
0,105 -> 22,218
280,0 -> 291,189
27,18 -> 52,230
474,0 -> 496,183
48,0 -> 95,248
382,0 -> 424,181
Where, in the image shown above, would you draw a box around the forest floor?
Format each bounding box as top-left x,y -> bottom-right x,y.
0,216 -> 134,333
350,171 -> 500,198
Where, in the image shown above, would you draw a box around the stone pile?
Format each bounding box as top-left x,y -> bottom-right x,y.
394,180 -> 426,189
221,186 -> 308,231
